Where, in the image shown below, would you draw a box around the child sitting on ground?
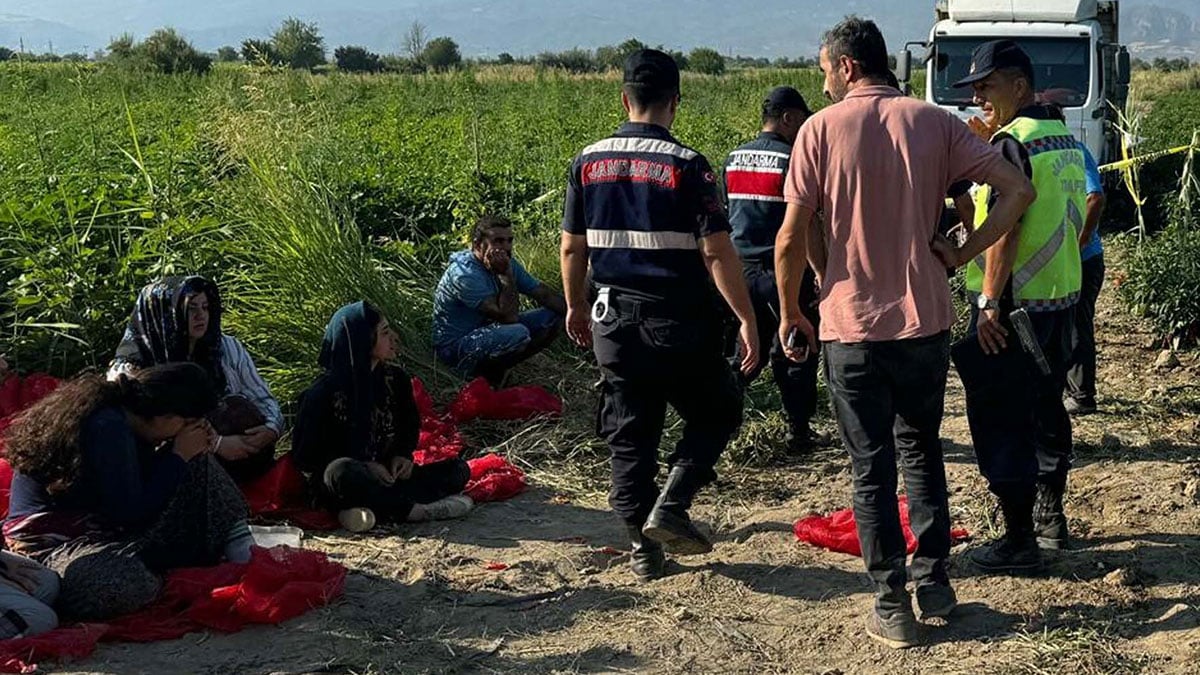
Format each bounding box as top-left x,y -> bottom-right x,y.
292,301 -> 473,532
3,363 -> 254,621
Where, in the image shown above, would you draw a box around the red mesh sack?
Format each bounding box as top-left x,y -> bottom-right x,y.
793,503 -> 864,556
794,496 -> 970,557
448,378 -> 562,423
0,625 -> 107,673
185,547 -> 346,629
241,455 -> 339,531
411,377 -> 466,466
465,454 -> 526,502
0,458 -> 13,521
0,375 -> 19,420
410,376 -> 437,420
413,422 -> 464,465
17,375 -> 59,411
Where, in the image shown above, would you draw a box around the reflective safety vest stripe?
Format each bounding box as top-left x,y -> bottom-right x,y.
967,117 -> 1085,310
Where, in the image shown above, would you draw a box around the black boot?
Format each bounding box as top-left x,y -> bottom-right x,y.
969,491 -> 1042,573
785,425 -> 833,455
642,466 -> 713,555
1034,477 -> 1069,550
625,522 -> 665,581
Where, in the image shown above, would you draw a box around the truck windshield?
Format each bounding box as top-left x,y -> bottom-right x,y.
931,37 -> 1091,107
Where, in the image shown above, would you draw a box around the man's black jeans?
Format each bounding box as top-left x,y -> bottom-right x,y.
824,332 -> 952,617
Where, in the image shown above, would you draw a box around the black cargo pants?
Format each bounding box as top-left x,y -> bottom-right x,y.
593,293 -> 744,526
730,257 -> 821,434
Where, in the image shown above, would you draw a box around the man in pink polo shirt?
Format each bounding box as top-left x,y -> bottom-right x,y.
774,17 -> 1036,649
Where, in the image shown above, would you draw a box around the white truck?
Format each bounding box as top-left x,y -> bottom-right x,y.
896,0 -> 1131,169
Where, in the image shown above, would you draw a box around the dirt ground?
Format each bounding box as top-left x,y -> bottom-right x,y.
59,272 -> 1200,674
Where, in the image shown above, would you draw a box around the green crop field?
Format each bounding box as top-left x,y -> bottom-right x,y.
0,62 -> 1197,450
0,65 -> 827,386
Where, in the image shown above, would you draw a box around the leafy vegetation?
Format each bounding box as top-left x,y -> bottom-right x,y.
0,63 -> 824,407
1116,75 -> 1200,347
105,29 -> 212,74
688,48 -> 726,76
0,58 -> 1193,453
334,46 -> 384,74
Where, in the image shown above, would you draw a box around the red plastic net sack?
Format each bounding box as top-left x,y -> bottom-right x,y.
794,496 -> 970,557
18,376 -> 59,413
241,455 -> 339,531
411,377 -> 466,466
0,373 -> 61,457
0,458 -> 14,521
0,547 -> 345,673
465,454 -> 526,502
413,417 -> 465,466
411,376 -> 437,420
0,375 -> 20,420
448,378 -> 562,423
0,625 -> 107,673
185,546 -> 346,631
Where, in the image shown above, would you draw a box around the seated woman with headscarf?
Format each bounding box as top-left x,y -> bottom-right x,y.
109,276 -> 283,482
292,301 -> 473,533
3,363 -> 253,621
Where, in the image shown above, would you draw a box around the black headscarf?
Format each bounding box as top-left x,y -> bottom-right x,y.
113,276 -> 227,394
317,300 -> 381,456
292,301 -> 421,473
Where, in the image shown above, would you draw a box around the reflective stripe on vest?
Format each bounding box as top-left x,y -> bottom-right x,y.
586,229 -> 698,250
967,117 -> 1085,310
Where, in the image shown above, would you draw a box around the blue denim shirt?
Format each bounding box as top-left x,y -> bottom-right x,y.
432,250 -> 540,348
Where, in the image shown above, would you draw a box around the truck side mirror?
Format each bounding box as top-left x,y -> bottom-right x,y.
896,49 -> 912,84
1116,47 -> 1130,86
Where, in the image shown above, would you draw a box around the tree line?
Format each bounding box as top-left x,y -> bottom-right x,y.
1131,56 -> 1195,72
0,19 -> 819,76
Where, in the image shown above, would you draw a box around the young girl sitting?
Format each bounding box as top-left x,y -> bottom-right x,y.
3,363 -> 254,621
292,301 -> 473,532
109,276 -> 283,482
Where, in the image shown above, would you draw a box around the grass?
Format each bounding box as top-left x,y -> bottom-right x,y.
1006,626 -> 1156,675
1,60 -> 1197,484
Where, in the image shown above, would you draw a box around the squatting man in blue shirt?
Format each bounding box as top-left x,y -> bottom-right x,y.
433,215 -> 566,386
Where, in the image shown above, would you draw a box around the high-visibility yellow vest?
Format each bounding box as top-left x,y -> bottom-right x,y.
967,117 -> 1085,310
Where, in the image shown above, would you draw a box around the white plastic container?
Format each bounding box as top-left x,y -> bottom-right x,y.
249,525 -> 304,549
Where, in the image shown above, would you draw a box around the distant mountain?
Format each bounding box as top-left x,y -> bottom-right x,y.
0,13 -> 101,55
1125,5 -> 1200,57
1,1 -> 1196,59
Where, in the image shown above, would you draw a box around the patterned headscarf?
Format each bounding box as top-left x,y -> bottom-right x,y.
112,276 -> 227,394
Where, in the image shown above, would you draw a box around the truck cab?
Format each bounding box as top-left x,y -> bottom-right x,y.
898,0 -> 1130,168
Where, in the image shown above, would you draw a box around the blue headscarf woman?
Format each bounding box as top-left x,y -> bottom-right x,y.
109,276 -> 283,482
292,302 -> 473,532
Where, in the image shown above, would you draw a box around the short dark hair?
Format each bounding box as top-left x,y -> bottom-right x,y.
998,65 -> 1036,91
762,104 -> 787,124
623,82 -> 679,110
822,16 -> 890,78
472,214 -> 513,247
763,103 -> 809,124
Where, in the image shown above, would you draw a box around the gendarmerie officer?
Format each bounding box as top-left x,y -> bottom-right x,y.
560,49 -> 759,582
723,87 -> 825,453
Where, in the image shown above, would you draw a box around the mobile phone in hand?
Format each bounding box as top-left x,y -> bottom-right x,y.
786,327 -> 809,361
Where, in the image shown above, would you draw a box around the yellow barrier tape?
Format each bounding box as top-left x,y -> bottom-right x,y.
940,139 -> 1197,213
1099,144 -> 1195,173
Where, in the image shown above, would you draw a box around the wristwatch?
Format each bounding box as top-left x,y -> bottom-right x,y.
976,294 -> 999,312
